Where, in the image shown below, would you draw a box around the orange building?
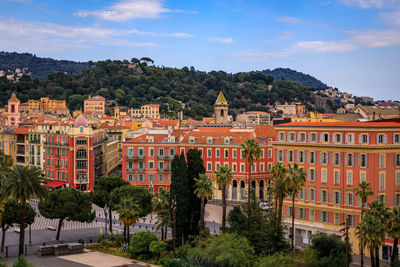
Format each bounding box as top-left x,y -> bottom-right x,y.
84,95 -> 106,115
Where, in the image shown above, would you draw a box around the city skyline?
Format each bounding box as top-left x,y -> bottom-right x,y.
1,0 -> 400,100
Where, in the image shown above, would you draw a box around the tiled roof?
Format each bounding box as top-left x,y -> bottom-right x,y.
255,126 -> 275,138
8,93 -> 19,102
276,121 -> 400,128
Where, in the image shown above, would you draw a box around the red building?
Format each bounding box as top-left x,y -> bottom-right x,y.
273,121 -> 400,251
122,126 -> 275,200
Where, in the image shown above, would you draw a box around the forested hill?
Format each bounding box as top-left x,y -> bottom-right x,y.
0,52 -> 88,80
260,68 -> 329,90
0,57 -> 335,119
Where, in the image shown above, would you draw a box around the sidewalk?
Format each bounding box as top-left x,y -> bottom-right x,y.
351,254 -> 390,267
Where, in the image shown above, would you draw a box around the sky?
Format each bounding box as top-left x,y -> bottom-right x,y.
1,0 -> 400,100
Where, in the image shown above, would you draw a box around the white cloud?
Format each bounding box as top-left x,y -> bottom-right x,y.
0,18 -> 193,53
380,10 -> 400,27
277,16 -> 303,24
207,37 -> 234,44
76,0 -> 190,22
263,31 -> 294,43
338,0 -> 400,9
293,41 -> 357,52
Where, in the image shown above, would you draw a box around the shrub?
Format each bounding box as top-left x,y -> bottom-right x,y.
97,234 -> 108,243
149,240 -> 168,260
129,231 -> 158,259
12,256 -> 34,267
310,232 -> 351,267
256,253 -> 293,267
160,258 -> 194,267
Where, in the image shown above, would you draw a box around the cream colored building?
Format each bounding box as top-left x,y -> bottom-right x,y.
84,95 -> 106,115
104,140 -> 120,176
236,111 -> 270,126
129,104 -> 160,119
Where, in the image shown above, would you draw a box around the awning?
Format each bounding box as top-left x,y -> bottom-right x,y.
44,180 -> 68,188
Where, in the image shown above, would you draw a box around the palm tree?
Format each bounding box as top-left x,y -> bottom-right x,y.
269,162 -> 289,229
365,200 -> 391,267
389,207 -> 400,263
240,139 -> 261,204
0,165 -> 48,256
115,197 -> 141,243
152,188 -> 171,240
287,164 -> 306,251
356,215 -> 386,267
354,181 -> 373,267
194,174 -> 214,232
214,165 -> 233,233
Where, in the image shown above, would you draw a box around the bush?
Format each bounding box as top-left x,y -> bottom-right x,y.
12,256 -> 34,267
160,258 -> 194,267
129,231 -> 158,259
256,253 -> 293,267
149,240 -> 168,260
310,232 -> 351,267
97,234 -> 108,243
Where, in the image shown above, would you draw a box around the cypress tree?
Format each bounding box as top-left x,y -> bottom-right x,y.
186,149 -> 205,236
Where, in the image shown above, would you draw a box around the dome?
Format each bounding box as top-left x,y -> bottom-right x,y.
74,115 -> 88,128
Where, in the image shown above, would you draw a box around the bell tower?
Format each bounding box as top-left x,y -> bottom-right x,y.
7,93 -> 20,126
214,91 -> 229,124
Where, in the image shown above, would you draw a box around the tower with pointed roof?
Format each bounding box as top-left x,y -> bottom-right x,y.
214,91 -> 229,124
7,93 -> 20,126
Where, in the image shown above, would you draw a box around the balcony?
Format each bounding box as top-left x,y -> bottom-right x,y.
137,168 -> 145,172
76,156 -> 87,160
127,155 -> 145,161
157,167 -> 171,172
157,155 -> 166,160
55,165 -> 60,169
76,166 -> 87,170
29,139 -> 40,144
126,168 -> 134,172
16,150 -> 25,156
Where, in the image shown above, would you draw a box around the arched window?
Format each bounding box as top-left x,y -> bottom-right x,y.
76,149 -> 87,159
80,126 -> 84,133
220,109 -> 224,117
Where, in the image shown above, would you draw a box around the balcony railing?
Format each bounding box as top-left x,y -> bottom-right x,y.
157,155 -> 166,160
127,155 -> 145,161
126,168 -> 134,172
29,139 -> 40,144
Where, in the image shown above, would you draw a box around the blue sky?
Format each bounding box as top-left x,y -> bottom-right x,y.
1,0 -> 400,100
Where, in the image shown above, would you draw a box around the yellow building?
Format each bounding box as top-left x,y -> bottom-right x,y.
40,97 -> 67,110
28,100 -> 40,113
130,121 -> 143,130
292,112 -> 339,123
100,123 -> 132,160
129,104 -> 160,119
104,140 -> 120,176
0,128 -> 16,160
84,95 -> 106,115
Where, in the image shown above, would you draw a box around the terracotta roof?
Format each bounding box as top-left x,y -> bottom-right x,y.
8,93 -> 19,102
153,119 -> 179,127
14,126 -> 32,134
255,126 -> 275,138
126,134 -> 170,143
86,95 -> 105,101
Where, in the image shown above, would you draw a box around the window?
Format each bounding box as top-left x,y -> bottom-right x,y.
278,132 -> 286,141
233,163 -> 237,172
346,193 -> 354,206
138,148 -> 145,156
360,172 -> 366,182
241,150 -> 245,159
216,162 -> 220,170
207,149 -> 212,158
347,171 -> 353,185
207,162 -> 212,171
169,148 -> 175,157
298,151 -> 305,163
148,161 -> 154,169
310,210 -> 315,221
321,133 -> 330,143
379,154 -> 385,168
321,169 -> 327,183
278,150 -> 284,162
268,149 -> 272,158
76,139 -> 87,145
379,173 -> 385,190
158,162 -> 165,170
379,194 -> 387,204
310,133 -> 317,142
347,215 -> 354,227
321,190 -> 328,203
395,154 -> 400,167
76,149 -> 87,159
395,194 -> 400,206
334,134 -> 342,143
333,192 -> 341,204
299,133 -> 306,142
260,163 -> 264,172
320,211 -> 328,223
128,174 -> 134,182
309,188 -> 316,201
127,148 -> 134,157
359,134 -> 369,144
216,149 -> 220,158
309,152 -> 316,164
377,134 -> 386,144
298,208 -> 305,219
309,169 -> 316,181
127,162 -> 134,170
288,151 -> 294,162
345,133 -> 354,144
158,174 -> 165,182
224,149 -> 229,158
334,213 -> 340,225
359,154 -> 368,167
76,161 -> 87,169
334,170 -> 340,184
158,148 -> 165,157
149,148 -> 154,156
261,149 -> 264,159
240,164 -> 245,173
396,172 -> 400,185
394,134 -> 400,144
346,154 -> 354,166
148,174 -> 155,182
320,152 -> 328,164
289,133 -> 296,141
138,174 -> 144,182
299,188 -> 305,200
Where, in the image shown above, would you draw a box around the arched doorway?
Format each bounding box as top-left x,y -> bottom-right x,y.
232,180 -> 237,200
240,181 -> 245,200
251,180 -> 256,199
260,180 -> 264,201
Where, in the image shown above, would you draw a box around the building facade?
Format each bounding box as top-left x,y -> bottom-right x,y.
84,95 -> 106,115
129,104 -> 160,119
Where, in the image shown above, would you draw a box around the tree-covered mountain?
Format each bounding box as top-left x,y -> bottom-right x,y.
260,68 -> 329,90
0,52 -> 88,80
0,55 -> 335,119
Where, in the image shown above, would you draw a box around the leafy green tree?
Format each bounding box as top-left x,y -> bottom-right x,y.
170,154 -> 190,243
39,188 -> 95,240
186,149 -> 206,237
194,174 -> 214,232
214,165 -> 233,233
129,231 -> 157,259
269,163 -> 289,229
152,188 -> 171,240
1,199 -> 35,253
310,232 -> 351,267
286,163 -> 306,251
240,139 -> 261,204
0,165 -> 48,256
110,185 -> 152,242
390,207 -> 400,263
149,240 -> 168,261
12,255 -> 34,267
354,181 -> 373,266
93,176 -> 129,234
